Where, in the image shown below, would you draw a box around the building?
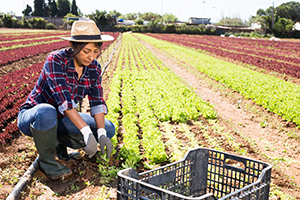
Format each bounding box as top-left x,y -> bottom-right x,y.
117,19 -> 135,26
293,22 -> 300,31
15,16 -> 65,27
66,17 -> 89,29
188,17 -> 211,25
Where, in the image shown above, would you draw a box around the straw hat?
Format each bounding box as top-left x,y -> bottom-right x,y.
60,20 -> 114,42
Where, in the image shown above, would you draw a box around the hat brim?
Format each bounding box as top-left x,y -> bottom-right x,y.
59,35 -> 114,42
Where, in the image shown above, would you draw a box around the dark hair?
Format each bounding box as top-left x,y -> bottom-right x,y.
71,42 -> 102,57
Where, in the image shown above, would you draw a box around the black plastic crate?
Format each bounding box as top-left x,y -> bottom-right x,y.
117,147 -> 272,200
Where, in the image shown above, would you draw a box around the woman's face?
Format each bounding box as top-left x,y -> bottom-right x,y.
73,43 -> 100,67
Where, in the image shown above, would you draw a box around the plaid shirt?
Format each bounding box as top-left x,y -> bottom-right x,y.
20,48 -> 107,118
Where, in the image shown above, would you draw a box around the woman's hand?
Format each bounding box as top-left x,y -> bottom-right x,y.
81,126 -> 98,158
97,128 -> 113,158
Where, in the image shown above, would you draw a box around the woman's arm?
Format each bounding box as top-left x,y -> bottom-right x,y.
64,108 -> 88,130
64,109 -> 105,130
94,112 -> 105,129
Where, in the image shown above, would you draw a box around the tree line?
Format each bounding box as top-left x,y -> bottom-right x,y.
250,1 -> 300,37
21,0 -> 178,23
22,0 -> 79,17
1,0 -> 300,38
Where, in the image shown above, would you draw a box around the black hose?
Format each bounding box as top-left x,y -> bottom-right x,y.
6,156 -> 40,200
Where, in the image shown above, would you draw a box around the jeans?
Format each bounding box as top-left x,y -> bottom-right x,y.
17,103 -> 115,139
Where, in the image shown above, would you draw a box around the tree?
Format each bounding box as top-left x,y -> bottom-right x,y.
71,0 -> 78,16
258,15 -> 273,30
217,17 -> 246,26
274,18 -> 294,36
48,0 -> 59,17
123,13 -> 137,20
141,12 -> 161,21
253,3 -> 300,36
22,4 -> 33,16
33,0 -> 47,16
28,17 -> 47,29
276,1 -> 300,22
256,8 -> 266,16
163,13 -> 178,23
57,0 -> 70,17
21,14 -> 30,28
134,18 -> 144,25
63,13 -> 78,27
77,8 -> 83,17
109,10 -> 121,18
1,14 -> 13,28
255,6 -> 277,31
148,19 -> 160,27
44,2 -> 50,16
118,12 -> 163,21
87,10 -> 113,29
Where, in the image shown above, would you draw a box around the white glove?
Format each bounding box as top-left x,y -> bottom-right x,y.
81,126 -> 98,158
97,128 -> 113,158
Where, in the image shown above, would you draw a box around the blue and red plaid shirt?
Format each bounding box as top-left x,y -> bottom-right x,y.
19,48 -> 108,118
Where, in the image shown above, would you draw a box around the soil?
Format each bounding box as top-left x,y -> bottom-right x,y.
1,34 -> 300,199
0,52 -> 49,76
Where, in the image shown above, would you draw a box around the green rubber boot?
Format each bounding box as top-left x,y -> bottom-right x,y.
56,133 -> 85,161
31,124 -> 72,180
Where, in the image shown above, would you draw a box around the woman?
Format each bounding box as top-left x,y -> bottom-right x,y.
17,20 -> 115,180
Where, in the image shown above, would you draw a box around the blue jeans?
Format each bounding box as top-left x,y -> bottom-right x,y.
17,103 -> 115,139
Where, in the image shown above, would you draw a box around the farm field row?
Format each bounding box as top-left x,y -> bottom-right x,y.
146,33 -> 300,78
0,30 -> 70,41
0,30 -> 119,66
0,62 -> 42,144
106,33 -> 218,168
137,33 -> 300,128
103,33 -> 299,198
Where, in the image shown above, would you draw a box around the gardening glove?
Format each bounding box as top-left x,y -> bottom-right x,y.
97,128 -> 113,158
81,126 -> 98,158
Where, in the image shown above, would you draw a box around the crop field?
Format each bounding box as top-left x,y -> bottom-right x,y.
1,29 -> 300,199
0,29 -> 118,145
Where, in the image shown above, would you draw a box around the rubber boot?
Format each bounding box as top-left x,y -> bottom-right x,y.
31,124 -> 72,180
56,133 -> 85,161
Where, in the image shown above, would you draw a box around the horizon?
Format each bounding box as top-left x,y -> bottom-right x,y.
0,0 -> 292,23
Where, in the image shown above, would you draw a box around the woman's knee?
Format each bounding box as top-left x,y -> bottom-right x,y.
105,119 -> 115,139
28,104 -> 57,131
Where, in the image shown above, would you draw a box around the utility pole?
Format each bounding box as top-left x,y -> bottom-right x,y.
272,2 -> 274,30
161,0 -> 163,25
202,1 -> 206,25
213,6 -> 215,24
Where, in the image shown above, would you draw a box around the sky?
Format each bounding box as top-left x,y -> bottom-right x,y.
0,0 -> 292,23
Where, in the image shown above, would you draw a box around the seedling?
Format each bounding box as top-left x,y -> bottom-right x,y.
79,170 -> 85,176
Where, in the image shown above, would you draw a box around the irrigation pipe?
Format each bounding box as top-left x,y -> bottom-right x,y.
6,156 -> 40,200
6,34 -> 123,200
101,33 -> 122,77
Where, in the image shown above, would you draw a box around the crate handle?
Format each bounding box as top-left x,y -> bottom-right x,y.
224,158 -> 246,173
